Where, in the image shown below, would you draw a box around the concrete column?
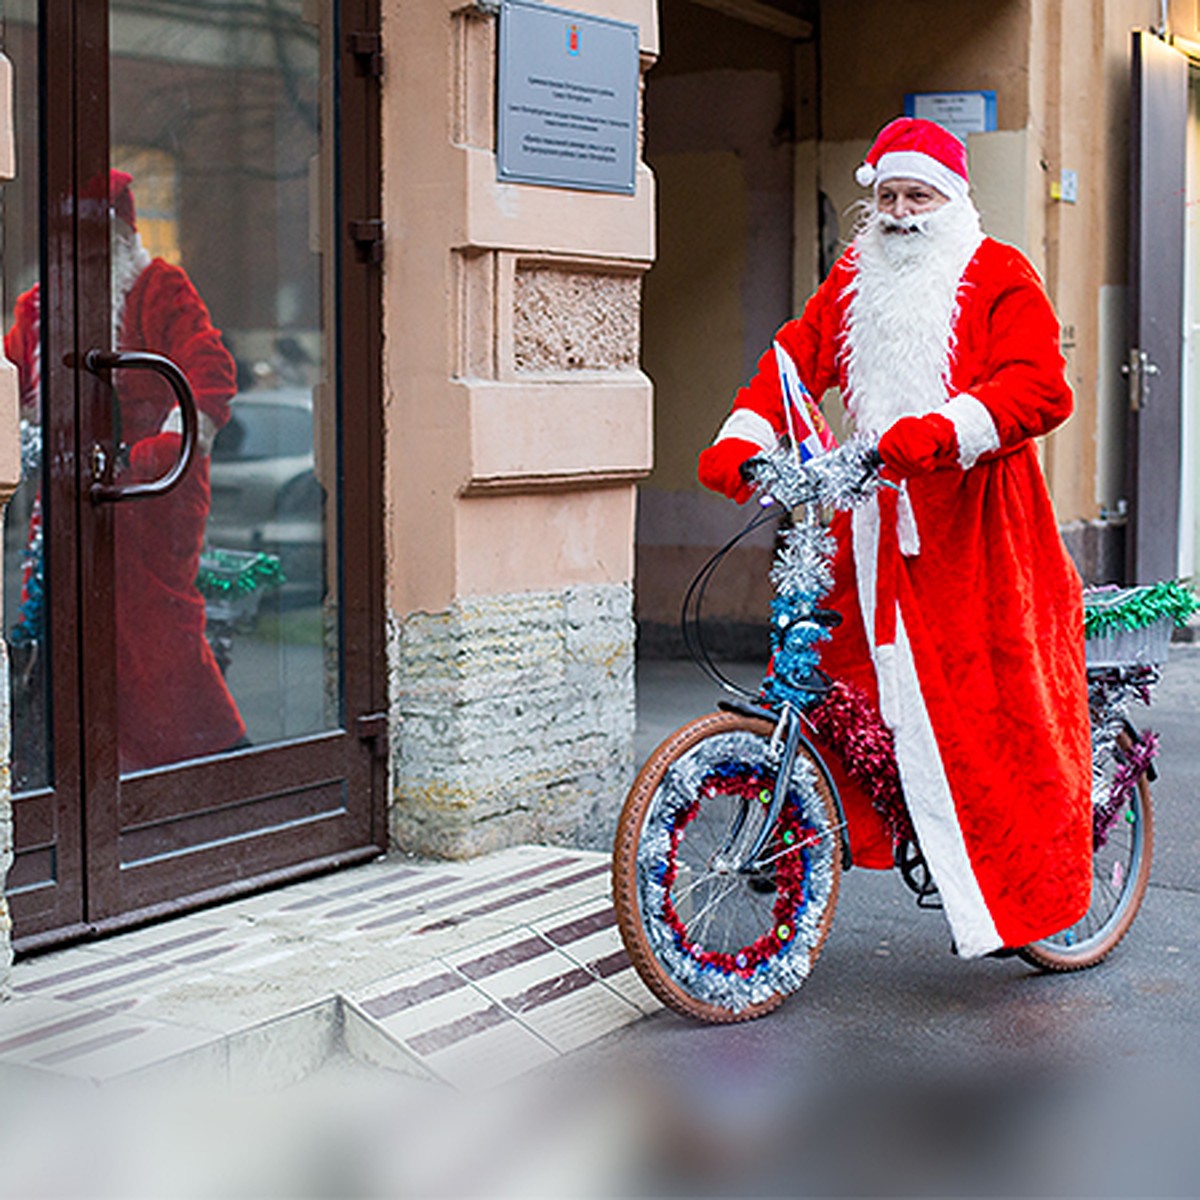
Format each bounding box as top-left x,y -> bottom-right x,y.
382,1 -> 658,856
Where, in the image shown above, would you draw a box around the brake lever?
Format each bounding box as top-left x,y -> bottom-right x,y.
861,448 -> 900,491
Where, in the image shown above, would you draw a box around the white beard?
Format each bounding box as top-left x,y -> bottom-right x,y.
842,196 -> 984,436
111,227 -> 152,346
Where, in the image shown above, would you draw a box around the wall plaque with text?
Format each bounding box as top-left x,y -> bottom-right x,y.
497,0 -> 639,195
903,90 -> 997,143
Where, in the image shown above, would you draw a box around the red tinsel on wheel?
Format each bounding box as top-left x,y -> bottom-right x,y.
808,679 -> 914,845
660,771 -> 819,977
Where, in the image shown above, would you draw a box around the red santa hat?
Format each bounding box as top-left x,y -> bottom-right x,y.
80,168 -> 138,230
854,117 -> 970,202
110,169 -> 137,231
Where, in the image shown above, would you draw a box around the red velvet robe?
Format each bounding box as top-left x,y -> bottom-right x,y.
6,261 -> 246,771
730,238 -> 1093,956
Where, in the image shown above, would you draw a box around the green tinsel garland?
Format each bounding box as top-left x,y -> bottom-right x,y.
196,550 -> 286,600
1083,580 -> 1200,640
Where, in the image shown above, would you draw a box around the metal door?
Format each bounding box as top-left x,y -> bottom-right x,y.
1127,29 -> 1188,584
3,0 -> 385,950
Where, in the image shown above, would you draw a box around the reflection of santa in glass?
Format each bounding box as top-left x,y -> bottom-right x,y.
5,169 -> 246,770
700,118 -> 1092,959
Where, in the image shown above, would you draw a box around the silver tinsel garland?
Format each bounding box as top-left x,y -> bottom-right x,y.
1088,668 -> 1155,777
19,418 -> 41,476
750,439 -> 884,708
770,520 -> 836,599
746,435 -> 886,513
636,729 -> 838,1014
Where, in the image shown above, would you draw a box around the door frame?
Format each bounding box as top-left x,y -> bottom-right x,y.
10,0 -> 386,953
1126,28 -> 1188,585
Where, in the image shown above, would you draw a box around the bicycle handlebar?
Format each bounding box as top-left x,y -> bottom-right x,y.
741,437 -> 887,511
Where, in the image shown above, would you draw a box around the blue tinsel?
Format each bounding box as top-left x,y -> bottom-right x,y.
761,588 -> 832,709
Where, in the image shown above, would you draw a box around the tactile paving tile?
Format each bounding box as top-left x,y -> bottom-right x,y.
1,847 -> 649,1088
532,899 -> 663,1015
0,995 -> 219,1081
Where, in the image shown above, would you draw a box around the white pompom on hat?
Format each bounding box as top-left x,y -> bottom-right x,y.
855,117 -> 970,202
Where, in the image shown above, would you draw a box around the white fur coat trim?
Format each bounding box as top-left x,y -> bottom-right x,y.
160,407 -> 218,457
943,393 -> 1000,468
872,150 -> 969,203
889,614 -> 1003,958
716,408 -> 776,452
850,493 -> 1002,957
851,498 -> 900,724
897,482 -> 920,558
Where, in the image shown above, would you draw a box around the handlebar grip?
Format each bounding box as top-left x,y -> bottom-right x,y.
740,456 -> 764,484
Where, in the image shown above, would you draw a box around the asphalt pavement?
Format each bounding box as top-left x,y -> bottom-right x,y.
532,641 -> 1200,1197
3,645 -> 1197,1198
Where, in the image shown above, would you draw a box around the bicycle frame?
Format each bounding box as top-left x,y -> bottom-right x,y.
713,695 -> 854,873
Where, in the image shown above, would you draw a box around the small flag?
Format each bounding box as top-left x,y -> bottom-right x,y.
773,340 -> 836,462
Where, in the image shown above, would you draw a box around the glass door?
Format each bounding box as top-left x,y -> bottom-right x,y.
4,0 -> 384,948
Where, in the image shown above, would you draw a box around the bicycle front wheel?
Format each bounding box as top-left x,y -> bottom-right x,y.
612,712 -> 843,1022
1018,732 -> 1154,971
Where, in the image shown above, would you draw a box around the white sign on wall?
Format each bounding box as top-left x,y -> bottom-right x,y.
497,0 -> 639,195
904,90 -> 997,143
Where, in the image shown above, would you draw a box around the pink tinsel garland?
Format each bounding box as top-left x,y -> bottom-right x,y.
807,679 -> 915,846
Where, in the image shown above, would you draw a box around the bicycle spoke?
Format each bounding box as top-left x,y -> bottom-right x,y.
687,875 -> 741,942
1100,869 -> 1124,909
671,864 -> 726,908
751,818 -> 847,869
700,876 -> 744,944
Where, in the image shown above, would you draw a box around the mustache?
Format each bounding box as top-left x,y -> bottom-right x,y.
876,210 -> 933,236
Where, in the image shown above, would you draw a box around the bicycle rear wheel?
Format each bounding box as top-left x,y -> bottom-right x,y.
1018,732 -> 1154,971
612,711 -> 843,1022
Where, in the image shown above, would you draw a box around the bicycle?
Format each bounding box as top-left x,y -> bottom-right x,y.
612,439 -> 1191,1023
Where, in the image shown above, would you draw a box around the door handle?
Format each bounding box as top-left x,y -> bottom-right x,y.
1121,347 -> 1160,413
84,349 -> 198,503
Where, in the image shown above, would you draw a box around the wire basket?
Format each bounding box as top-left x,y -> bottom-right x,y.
197,548 -> 283,626
1084,586 -> 1174,668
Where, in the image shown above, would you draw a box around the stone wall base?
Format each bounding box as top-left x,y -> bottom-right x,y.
390,583 -> 635,858
1061,517 -> 1126,587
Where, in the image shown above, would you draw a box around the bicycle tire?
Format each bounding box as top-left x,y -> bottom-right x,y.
612,711 -> 843,1022
1018,731 -> 1154,971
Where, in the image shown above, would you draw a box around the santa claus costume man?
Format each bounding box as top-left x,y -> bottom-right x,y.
5,169 -> 246,771
699,117 -> 1092,958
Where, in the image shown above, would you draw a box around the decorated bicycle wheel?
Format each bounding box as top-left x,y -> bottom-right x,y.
612,712 -> 842,1022
1019,731 -> 1154,971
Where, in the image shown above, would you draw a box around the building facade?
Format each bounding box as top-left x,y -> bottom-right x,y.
1,0 -> 1196,989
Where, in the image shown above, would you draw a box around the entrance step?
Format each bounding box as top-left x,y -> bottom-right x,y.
0,845 -> 660,1092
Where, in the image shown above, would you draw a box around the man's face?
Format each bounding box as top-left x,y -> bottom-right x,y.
875,179 -> 949,230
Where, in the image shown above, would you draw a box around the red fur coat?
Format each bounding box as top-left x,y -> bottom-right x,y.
728,238 -> 1093,956
6,260 -> 246,770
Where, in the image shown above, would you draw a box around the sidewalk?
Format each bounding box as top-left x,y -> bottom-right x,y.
3,646 -> 1199,1197
11,638 -> 1188,1097
0,658 -> 734,1094
0,842 -> 665,1092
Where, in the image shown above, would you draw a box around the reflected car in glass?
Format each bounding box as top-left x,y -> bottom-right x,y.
206,388 -> 326,603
